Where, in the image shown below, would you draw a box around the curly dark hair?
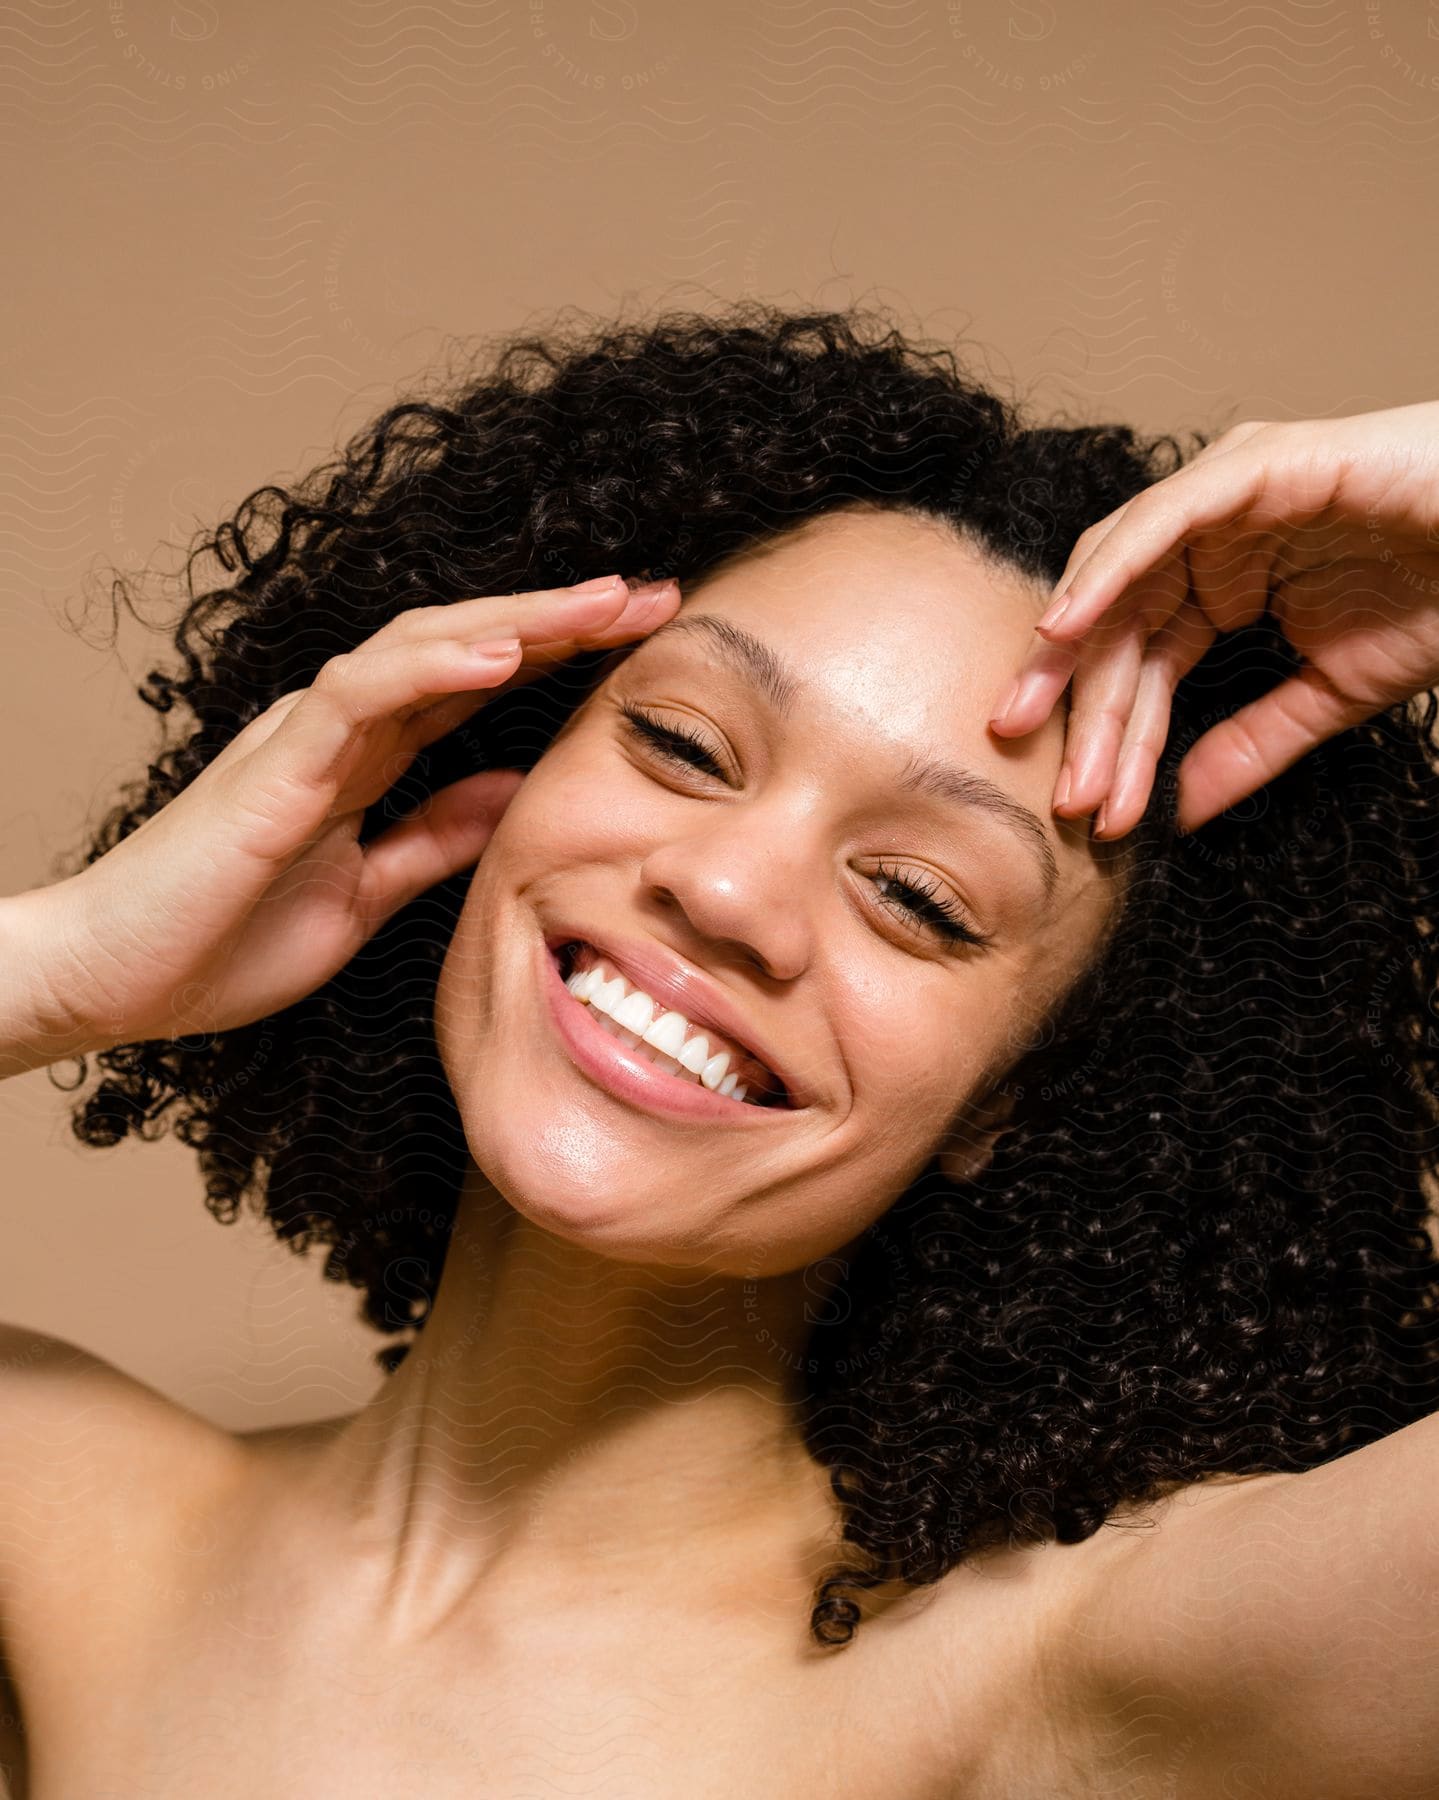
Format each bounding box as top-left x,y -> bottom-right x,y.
52,302 -> 1439,1650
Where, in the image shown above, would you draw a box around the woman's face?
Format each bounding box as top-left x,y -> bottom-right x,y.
435,505 -> 1124,1277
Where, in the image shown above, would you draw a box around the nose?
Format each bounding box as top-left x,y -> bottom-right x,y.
638,807 -> 816,982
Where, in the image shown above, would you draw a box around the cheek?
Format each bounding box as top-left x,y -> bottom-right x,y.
837,987 -> 992,1142
839,949 -> 997,1078
490,735 -> 645,866
433,737 -> 642,1026
451,779 -> 583,905
894,1039 -> 977,1138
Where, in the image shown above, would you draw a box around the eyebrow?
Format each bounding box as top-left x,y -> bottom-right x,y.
639,612 -> 1061,902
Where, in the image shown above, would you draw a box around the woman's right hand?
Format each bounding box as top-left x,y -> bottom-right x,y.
8,573 -> 680,1065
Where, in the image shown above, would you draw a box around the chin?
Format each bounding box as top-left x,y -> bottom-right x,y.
449,1097 -> 707,1265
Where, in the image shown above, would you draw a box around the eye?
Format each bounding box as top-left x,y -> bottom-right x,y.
620,704 -> 993,953
620,703 -> 728,780
868,861 -> 991,950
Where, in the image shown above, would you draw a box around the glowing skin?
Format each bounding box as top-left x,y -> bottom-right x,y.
434,503 -> 1124,1278
304,504 -> 1128,1635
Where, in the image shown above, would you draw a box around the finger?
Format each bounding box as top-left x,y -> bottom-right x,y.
500,586 -> 687,684
381,575 -> 678,660
241,637 -> 524,834
1092,602 -> 1217,838
1173,418 -> 1271,473
1049,543 -> 1199,811
1041,501 -> 1137,629
1052,617 -> 1148,817
1174,660 -> 1369,834
987,635 -> 1086,738
377,581 -> 682,767
405,577 -> 682,705
364,580 -> 682,770
1031,421 -> 1271,637
222,579 -> 681,779
202,690 -> 308,775
1034,444 -> 1270,645
991,546 -> 1189,740
1181,519 -> 1278,636
504,578 -> 682,680
377,574 -> 629,642
356,768 -> 527,928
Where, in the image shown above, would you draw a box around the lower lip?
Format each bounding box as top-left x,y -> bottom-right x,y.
540,939 -> 794,1125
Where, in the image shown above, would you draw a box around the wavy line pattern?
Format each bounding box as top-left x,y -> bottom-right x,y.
1,6 -> 1438,1785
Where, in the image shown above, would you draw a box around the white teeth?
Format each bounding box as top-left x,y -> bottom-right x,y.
559,946 -> 778,1107
642,1010 -> 689,1059
612,989 -> 654,1035
700,1051 -> 731,1091
591,976 -> 627,1020
573,966 -> 605,1002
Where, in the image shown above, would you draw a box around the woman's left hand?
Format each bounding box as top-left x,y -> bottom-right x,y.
987,401 -> 1439,836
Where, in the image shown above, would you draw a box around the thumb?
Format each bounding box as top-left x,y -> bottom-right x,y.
358,768 -> 527,925
1175,663 -> 1371,833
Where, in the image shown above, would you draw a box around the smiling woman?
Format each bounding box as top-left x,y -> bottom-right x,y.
6,303 -> 1439,1794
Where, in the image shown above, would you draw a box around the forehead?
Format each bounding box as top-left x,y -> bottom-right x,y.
636,505 -> 1050,739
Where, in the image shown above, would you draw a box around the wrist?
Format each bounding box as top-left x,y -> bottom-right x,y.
0,883 -> 105,1080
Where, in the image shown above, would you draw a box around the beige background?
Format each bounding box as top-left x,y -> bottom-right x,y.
2,0 -> 1437,1429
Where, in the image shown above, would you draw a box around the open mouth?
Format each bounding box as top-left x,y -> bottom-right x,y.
550,938 -> 793,1112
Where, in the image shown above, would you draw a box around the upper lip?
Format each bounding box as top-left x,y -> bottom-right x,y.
544,924 -> 805,1107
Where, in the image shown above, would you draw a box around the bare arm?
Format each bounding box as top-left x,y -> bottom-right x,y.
1078,1413 -> 1439,1798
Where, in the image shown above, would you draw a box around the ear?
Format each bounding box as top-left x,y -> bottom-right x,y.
936,1084 -> 1018,1186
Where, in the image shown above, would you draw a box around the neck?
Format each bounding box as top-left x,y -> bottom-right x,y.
310,1160 -> 847,1640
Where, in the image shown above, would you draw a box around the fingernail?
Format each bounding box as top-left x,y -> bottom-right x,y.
1094,801 -> 1109,836
470,637 -> 521,658
571,574 -> 623,595
624,576 -> 679,600
1054,766 -> 1072,809
1035,590 -> 1072,635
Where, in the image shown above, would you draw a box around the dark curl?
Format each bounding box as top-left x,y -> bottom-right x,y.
53,303 -> 1439,1649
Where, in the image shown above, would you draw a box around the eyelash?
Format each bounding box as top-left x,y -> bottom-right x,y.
618,704 -> 993,952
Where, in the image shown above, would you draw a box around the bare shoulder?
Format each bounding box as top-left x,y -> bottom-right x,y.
0,1325 -> 244,1797
0,1322 -> 240,1606
0,1319 -> 233,1453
